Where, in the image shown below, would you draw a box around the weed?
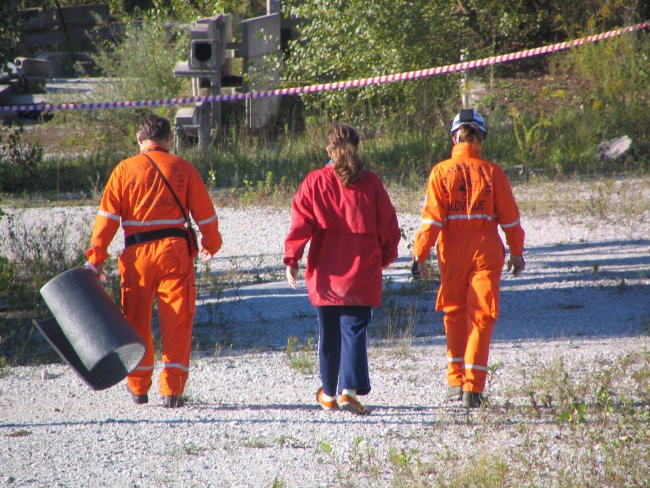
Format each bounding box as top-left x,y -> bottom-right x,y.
0,126 -> 45,193
374,301 -> 423,357
274,435 -> 305,448
284,336 -> 316,374
318,440 -> 350,483
244,436 -> 273,448
510,109 -> 551,181
0,208 -> 88,363
525,356 -> 587,414
270,476 -> 284,488
172,442 -> 208,456
0,355 -> 9,378
387,447 -> 438,487
592,263 -> 600,278
347,437 -> 381,479
447,453 -> 510,488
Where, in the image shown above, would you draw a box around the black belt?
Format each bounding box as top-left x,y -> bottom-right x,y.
125,228 -> 187,247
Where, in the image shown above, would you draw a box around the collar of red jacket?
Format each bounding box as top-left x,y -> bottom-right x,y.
143,147 -> 169,153
451,142 -> 482,158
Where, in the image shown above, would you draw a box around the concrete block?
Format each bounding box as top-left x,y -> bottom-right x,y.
188,14 -> 232,71
242,13 -> 281,58
175,107 -> 198,126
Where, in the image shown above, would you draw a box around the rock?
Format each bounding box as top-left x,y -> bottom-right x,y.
596,135 -> 632,161
41,370 -> 56,380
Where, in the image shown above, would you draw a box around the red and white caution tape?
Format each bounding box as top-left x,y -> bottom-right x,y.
1,21 -> 648,113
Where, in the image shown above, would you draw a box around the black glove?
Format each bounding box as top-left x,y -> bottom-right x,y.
410,260 -> 421,280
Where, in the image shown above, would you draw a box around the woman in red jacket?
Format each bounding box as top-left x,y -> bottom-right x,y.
284,124 -> 401,415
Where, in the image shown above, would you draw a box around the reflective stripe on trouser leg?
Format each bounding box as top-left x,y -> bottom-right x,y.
436,239 -> 472,389
121,264 -> 157,396
463,266 -> 500,392
442,306 -> 469,387
157,257 -> 196,397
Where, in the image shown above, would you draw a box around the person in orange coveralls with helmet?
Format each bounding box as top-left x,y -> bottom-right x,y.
85,114 -> 222,408
413,109 -> 525,408
284,124 -> 401,415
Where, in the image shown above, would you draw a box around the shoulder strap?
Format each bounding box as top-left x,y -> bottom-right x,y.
141,152 -> 190,223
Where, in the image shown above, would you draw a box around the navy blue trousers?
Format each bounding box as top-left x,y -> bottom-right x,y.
317,305 -> 372,397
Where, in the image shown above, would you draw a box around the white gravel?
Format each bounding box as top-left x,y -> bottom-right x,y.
1,181 -> 649,487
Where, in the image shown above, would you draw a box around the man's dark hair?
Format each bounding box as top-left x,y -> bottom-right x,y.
137,114 -> 171,142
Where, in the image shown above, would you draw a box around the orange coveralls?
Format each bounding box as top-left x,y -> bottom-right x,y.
86,148 -> 222,397
413,142 -> 524,393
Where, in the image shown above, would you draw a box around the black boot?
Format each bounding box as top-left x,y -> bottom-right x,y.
127,386 -> 148,405
462,391 -> 485,408
162,395 -> 184,408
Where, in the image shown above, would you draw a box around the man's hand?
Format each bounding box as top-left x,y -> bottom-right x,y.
286,265 -> 299,289
199,248 -> 212,262
84,261 -> 106,282
507,255 -> 525,277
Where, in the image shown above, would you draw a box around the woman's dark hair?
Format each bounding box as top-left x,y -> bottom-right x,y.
137,114 -> 171,142
455,125 -> 484,146
327,124 -> 364,186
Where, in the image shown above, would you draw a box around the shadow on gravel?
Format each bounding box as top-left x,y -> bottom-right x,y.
193,239 -> 649,351
4,403 -> 549,430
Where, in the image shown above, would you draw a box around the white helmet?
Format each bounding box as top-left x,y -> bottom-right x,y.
450,109 -> 487,137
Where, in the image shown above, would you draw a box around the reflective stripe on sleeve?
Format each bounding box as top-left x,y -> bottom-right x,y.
197,215 -> 217,226
422,218 -> 445,228
98,209 -> 120,221
134,365 -> 154,371
164,362 -> 189,372
122,218 -> 186,227
500,218 -> 520,229
464,363 -> 489,372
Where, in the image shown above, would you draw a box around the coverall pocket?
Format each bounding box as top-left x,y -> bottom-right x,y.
485,287 -> 499,321
120,285 -> 131,317
165,238 -> 196,316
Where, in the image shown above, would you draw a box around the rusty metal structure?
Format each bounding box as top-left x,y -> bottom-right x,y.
0,57 -> 51,120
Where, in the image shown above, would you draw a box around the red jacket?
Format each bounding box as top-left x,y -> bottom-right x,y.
284,164 -> 400,307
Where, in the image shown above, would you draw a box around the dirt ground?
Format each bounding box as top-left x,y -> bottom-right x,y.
0,178 -> 649,487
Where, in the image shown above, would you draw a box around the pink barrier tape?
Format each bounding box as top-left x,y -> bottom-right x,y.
1,21 -> 648,113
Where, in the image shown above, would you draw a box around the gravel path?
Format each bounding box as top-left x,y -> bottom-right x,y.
1,182 -> 649,487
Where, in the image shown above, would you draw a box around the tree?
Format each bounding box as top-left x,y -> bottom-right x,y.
282,0 -> 462,126
0,0 -> 23,65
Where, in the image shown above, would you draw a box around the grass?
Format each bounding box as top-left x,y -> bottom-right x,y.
284,336 -> 317,374
312,347 -> 650,488
513,175 -> 650,221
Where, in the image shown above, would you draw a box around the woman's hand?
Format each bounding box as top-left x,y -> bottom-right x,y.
286,265 -> 299,289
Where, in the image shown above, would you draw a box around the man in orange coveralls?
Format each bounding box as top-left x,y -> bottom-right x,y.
413,109 -> 525,408
85,114 -> 222,408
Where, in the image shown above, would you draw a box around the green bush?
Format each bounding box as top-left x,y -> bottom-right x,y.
545,29 -> 650,175
282,0 -> 460,127
0,207 -> 88,364
0,126 -> 45,193
55,20 -> 191,143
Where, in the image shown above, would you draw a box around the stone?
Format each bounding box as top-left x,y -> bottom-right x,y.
596,135 -> 632,161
